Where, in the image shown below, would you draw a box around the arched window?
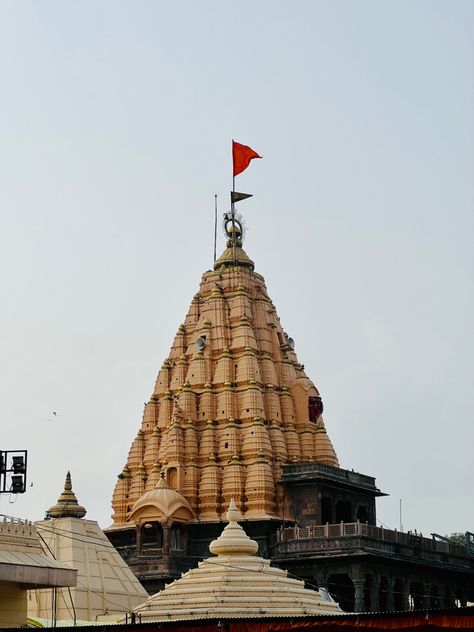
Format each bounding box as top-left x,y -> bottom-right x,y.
308,396 -> 323,422
321,497 -> 332,524
335,500 -> 353,523
167,467 -> 178,489
357,505 -> 368,522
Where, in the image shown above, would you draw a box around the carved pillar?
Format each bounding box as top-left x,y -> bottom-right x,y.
312,568 -> 327,590
444,586 -> 454,609
352,578 -> 366,612
162,523 -> 171,555
181,525 -> 189,554
370,575 -> 380,612
369,500 -> 376,525
330,500 -> 335,523
401,582 -> 410,611
136,524 -> 142,555
437,585 -> 445,609
386,578 -> 395,612
422,582 -> 431,609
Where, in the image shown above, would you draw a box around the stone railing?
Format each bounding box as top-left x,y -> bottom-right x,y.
0,513 -> 42,553
281,463 -> 377,489
274,522 -> 473,570
0,513 -> 38,537
134,547 -> 187,558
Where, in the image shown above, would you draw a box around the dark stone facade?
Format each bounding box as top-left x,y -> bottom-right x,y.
272,463 -> 474,611
106,462 -> 474,610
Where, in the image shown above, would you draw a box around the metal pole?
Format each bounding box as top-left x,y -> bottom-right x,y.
232,138 -> 235,199
231,141 -> 236,265
213,194 -> 218,262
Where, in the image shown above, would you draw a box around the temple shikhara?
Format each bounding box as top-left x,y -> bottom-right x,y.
105,171 -> 473,611
110,219 -> 338,527
106,216 -> 348,587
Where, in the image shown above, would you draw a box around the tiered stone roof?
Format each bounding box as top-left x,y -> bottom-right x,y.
111,225 -> 338,526
30,473 -> 148,624
124,500 -> 342,621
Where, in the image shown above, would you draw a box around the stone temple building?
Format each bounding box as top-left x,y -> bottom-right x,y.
106,213 -> 474,611
29,472 -> 147,625
124,499 -> 341,622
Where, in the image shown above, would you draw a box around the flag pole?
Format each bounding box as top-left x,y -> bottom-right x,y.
213,194 -> 218,263
230,140 -> 260,267
231,139 -> 236,265
231,139 -> 236,216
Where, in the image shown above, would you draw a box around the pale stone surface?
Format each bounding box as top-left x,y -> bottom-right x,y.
129,472 -> 195,524
111,233 -> 339,527
0,582 -> 26,628
29,473 -> 148,625
123,501 -> 342,622
0,515 -> 76,628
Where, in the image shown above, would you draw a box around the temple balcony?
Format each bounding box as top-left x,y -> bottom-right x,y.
281,461 -> 384,494
272,521 -> 474,571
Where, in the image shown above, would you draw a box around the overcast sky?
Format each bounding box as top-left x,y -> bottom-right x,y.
0,1 -> 472,538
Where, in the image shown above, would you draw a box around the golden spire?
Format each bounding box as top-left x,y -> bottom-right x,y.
46,471 -> 87,519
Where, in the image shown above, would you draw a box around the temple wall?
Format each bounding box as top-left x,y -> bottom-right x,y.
0,583 -> 27,628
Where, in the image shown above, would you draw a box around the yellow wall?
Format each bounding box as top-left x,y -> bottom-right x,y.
0,582 -> 27,628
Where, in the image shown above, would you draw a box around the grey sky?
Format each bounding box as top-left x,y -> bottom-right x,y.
0,1 -> 472,537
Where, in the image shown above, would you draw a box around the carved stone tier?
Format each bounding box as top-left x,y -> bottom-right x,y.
110,236 -> 338,528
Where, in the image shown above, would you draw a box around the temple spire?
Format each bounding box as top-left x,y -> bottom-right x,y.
46,471 -> 87,519
110,214 -> 339,527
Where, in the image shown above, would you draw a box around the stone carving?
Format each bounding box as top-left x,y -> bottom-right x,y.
111,234 -> 339,527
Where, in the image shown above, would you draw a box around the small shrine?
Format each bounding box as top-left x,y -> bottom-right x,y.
125,500 -> 341,622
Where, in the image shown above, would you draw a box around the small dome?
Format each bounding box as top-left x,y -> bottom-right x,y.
129,473 -> 195,523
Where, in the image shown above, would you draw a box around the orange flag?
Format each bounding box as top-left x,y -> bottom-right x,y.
232,140 -> 262,177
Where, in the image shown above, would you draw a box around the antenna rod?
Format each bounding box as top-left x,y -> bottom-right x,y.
213,194 -> 218,263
